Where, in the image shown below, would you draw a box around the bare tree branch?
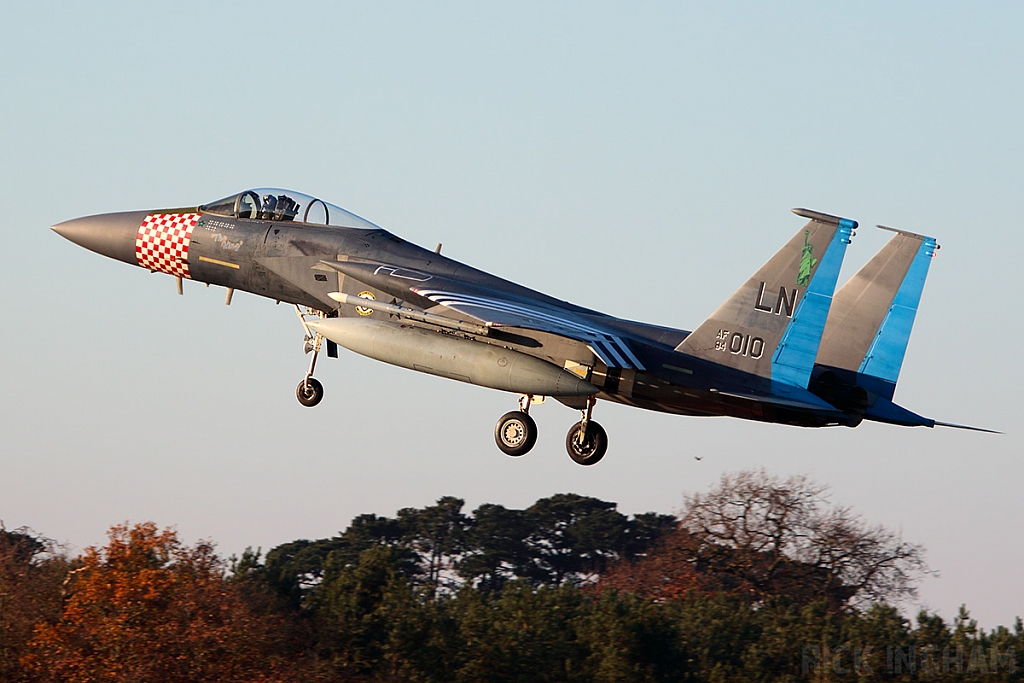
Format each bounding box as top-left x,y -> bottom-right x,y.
679,469 -> 929,608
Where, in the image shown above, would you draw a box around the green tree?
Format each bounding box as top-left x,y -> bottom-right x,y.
457,503 -> 532,592
397,496 -> 469,597
576,590 -> 686,683
454,581 -> 589,683
523,494 -> 631,586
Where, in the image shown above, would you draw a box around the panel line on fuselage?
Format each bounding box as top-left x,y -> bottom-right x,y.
415,289 -> 646,370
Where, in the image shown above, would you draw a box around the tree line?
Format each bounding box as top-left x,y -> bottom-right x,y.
1,470 -> 1020,682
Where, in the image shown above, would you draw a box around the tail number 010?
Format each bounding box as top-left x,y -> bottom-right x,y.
715,330 -> 764,359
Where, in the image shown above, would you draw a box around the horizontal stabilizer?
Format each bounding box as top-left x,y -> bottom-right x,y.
863,397 -> 1001,433
863,396 -> 935,427
676,209 -> 856,389
817,226 -> 938,398
934,421 -> 1002,434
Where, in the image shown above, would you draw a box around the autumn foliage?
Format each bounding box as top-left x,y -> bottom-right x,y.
0,528 -> 67,683
22,523 -> 302,683
598,527 -> 721,600
2,473 -> 1020,682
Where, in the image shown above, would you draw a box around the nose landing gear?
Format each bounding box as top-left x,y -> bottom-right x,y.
295,306 -> 325,407
297,376 -> 324,407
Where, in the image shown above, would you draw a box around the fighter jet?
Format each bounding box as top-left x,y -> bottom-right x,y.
52,188 -> 993,465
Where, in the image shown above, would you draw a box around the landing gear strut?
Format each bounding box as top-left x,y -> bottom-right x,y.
494,394 -> 538,456
565,397 -> 607,466
295,306 -> 325,407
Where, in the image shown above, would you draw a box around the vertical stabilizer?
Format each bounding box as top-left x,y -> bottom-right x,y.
675,209 -> 856,389
816,226 -> 938,398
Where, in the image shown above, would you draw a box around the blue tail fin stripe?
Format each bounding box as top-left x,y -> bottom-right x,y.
771,223 -> 855,388
858,236 -> 937,382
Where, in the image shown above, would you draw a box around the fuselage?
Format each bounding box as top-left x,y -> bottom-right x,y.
51,194 -> 860,430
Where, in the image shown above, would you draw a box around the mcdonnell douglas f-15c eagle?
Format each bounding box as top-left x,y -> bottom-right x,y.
52,189 -> 992,465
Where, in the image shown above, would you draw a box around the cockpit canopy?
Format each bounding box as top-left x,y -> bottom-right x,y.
200,188 -> 380,229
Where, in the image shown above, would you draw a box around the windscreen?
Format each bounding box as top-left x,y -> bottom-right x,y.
200,188 -> 381,229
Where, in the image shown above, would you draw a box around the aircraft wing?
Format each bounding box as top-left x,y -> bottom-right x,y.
319,260 -> 647,370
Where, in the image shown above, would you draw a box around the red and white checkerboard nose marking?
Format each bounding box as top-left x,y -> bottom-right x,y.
135,213 -> 200,278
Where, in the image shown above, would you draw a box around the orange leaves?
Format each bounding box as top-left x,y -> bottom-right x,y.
596,528 -> 736,602
24,523 -> 303,683
0,528 -> 68,683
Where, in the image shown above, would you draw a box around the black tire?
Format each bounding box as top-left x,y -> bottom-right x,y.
565,420 -> 608,465
296,377 -> 324,407
494,411 -> 538,456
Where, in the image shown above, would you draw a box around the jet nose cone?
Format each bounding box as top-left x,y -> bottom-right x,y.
52,211 -> 149,265
51,217 -> 95,243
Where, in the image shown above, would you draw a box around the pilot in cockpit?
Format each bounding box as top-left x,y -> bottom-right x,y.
261,194 -> 299,221
261,194 -> 278,220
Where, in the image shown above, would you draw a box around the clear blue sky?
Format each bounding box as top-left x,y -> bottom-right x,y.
1,2 -> 1020,627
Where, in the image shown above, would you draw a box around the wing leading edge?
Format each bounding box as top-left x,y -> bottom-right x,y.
319,259 -> 646,370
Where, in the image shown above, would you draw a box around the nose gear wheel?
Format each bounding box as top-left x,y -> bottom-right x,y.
296,377 -> 324,407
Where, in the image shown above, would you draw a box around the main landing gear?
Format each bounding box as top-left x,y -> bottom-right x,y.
295,306 -> 325,407
493,395 -> 608,465
565,398 -> 608,466
494,394 -> 539,456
